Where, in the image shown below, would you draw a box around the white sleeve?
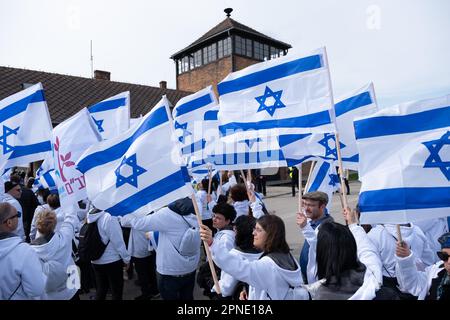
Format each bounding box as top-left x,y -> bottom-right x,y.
211,238 -> 268,290
250,200 -> 264,219
107,216 -> 131,264
349,224 -> 382,285
122,209 -> 177,233
395,252 -> 435,299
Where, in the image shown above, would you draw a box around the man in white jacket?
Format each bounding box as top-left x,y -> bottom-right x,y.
88,209 -> 131,300
120,197 -> 200,300
0,202 -> 47,300
3,181 -> 25,240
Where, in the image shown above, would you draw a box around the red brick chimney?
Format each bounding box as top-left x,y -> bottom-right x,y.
159,81 -> 167,89
94,70 -> 110,80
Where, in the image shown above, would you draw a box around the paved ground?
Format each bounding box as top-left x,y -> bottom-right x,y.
80,180 -> 361,300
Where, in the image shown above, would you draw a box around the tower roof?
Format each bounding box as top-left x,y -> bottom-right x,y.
171,17 -> 291,60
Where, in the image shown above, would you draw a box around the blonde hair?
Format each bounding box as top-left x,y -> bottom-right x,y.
36,209 -> 57,236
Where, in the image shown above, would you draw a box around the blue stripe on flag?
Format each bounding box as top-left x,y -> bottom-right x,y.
278,133 -> 312,147
88,98 -> 127,113
77,106 -> 168,173
204,110 -> 219,121
8,141 -> 52,159
286,156 -> 313,167
335,91 -> 373,117
218,55 -> 323,96
181,139 -> 206,155
359,187 -> 450,212
43,171 -> 56,189
174,93 -> 213,117
354,106 -> 450,139
342,154 -> 359,163
308,161 -> 330,191
219,110 -> 332,136
0,90 -> 46,123
106,169 -> 188,216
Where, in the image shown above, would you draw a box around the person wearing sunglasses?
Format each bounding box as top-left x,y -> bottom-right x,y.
396,232 -> 450,300
3,181 -> 25,240
0,202 -> 47,299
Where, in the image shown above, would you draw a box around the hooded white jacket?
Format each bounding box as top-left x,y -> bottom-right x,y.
396,252 -> 445,299
368,224 -> 436,276
3,193 -> 25,240
211,237 -> 303,300
30,210 -> 79,300
87,211 -> 130,265
195,190 -> 213,220
120,207 -> 200,276
0,234 -> 46,300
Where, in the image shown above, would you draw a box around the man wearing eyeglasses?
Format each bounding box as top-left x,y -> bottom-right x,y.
0,202 -> 46,299
396,232 -> 450,300
3,181 -> 25,240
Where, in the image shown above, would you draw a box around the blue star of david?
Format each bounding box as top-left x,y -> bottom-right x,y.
115,154 -> 147,188
423,131 -> 450,181
174,121 -> 191,143
255,86 -> 286,117
0,125 -> 19,155
328,173 -> 340,187
239,138 -> 262,149
318,133 -> 346,159
92,116 -> 104,133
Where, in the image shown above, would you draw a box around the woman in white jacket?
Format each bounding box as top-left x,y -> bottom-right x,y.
201,214 -> 303,300
31,208 -> 80,300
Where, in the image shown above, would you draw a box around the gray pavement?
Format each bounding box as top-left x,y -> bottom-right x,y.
80,180 -> 361,300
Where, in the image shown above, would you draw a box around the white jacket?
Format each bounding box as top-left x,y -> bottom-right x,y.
3,193 -> 25,240
119,217 -> 151,258
0,234 -> 46,300
211,238 -> 303,300
87,211 -> 130,265
31,210 -> 79,300
368,224 -> 436,276
218,249 -> 262,297
120,207 -> 200,276
396,252 -> 444,299
299,222 -> 320,284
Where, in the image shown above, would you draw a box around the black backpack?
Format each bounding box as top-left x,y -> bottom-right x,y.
77,221 -> 109,262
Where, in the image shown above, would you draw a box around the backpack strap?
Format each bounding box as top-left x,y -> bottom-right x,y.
8,278 -> 22,300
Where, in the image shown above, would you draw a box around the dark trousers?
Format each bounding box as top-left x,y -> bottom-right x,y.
133,253 -> 158,296
344,178 -> 350,194
92,260 -> 124,300
256,177 -> 266,196
157,270 -> 196,300
291,177 -> 299,197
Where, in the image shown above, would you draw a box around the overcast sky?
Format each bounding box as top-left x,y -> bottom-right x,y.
1,0 -> 449,107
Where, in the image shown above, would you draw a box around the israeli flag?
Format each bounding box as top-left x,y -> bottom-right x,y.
191,109 -> 286,170
355,95 -> 450,224
305,159 -> 340,210
34,155 -> 57,192
77,96 -> 193,216
88,91 -> 130,140
218,47 -> 335,141
278,83 -> 378,169
172,86 -> 218,162
0,83 -> 53,171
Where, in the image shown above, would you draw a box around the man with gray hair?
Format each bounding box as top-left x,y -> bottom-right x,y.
296,191 -> 334,284
0,202 -> 47,299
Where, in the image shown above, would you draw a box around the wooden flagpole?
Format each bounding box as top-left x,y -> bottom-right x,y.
304,160 -> 316,194
396,225 -> 403,243
207,165 -> 213,196
191,193 -> 221,295
298,165 -> 303,212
